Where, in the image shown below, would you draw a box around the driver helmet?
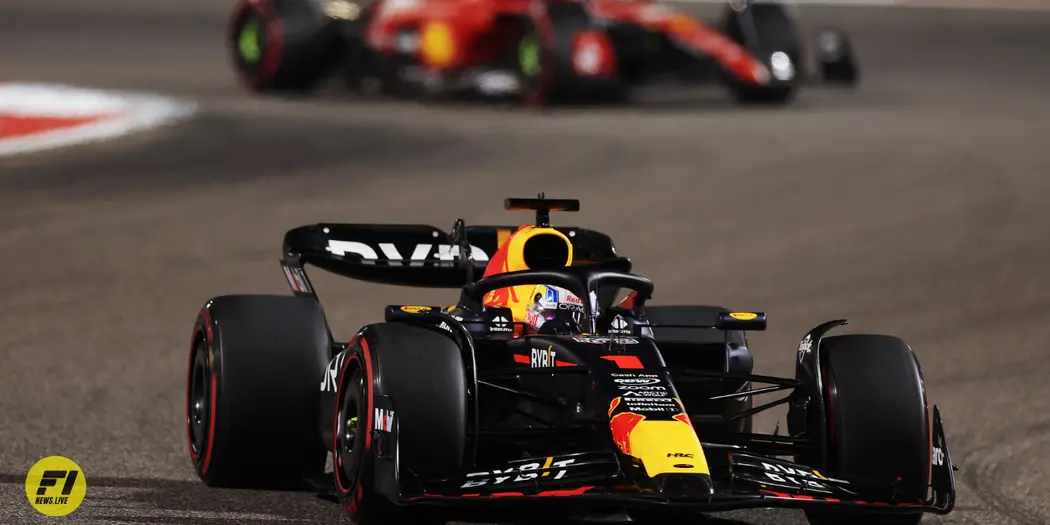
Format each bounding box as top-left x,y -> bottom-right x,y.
526,284 -> 599,334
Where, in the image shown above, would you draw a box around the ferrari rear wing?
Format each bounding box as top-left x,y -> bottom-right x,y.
279,221 -> 630,293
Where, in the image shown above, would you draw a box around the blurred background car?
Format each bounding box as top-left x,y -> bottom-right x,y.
228,0 -> 858,105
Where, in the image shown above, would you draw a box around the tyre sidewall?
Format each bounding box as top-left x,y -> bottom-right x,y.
333,339 -> 381,519
333,323 -> 464,525
186,296 -> 330,489
187,308 -> 222,483
721,3 -> 801,102
806,334 -> 928,525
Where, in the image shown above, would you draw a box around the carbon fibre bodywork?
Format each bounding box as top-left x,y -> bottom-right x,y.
289,197 -> 956,521
311,307 -> 956,521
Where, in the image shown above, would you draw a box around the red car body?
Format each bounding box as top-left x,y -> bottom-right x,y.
228,0 -> 858,105
362,0 -> 768,84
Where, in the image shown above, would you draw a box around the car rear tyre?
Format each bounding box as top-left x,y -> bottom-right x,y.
804,334 -> 929,525
186,295 -> 331,489
229,0 -> 341,92
514,4 -> 627,107
721,2 -> 802,104
334,323 -> 463,525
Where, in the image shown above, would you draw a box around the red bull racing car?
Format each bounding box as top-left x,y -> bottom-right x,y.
185,196 -> 956,524
228,0 -> 859,105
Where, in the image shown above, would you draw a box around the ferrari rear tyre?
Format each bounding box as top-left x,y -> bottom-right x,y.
514,22 -> 554,106
229,0 -> 341,92
721,2 -> 802,104
333,323 -> 463,525
514,4 -> 627,107
186,295 -> 331,489
804,334 -> 929,525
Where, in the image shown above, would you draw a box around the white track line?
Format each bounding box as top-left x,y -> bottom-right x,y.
0,83 -> 197,158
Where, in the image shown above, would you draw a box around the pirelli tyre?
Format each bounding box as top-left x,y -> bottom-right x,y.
721,1 -> 802,104
229,0 -> 341,92
187,295 -> 331,488
333,323 -> 465,525
804,334 -> 930,525
514,3 -> 627,106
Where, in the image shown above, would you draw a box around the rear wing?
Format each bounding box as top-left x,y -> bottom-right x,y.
279,221 -> 631,293
644,311 -> 768,332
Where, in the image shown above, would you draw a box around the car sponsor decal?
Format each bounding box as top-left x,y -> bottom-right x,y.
609,315 -> 632,335
757,460 -> 848,490
613,376 -> 660,385
460,457 -> 578,489
797,334 -> 813,363
281,264 -> 312,293
374,408 -> 395,432
530,345 -> 567,368
573,335 -> 639,344
609,373 -> 682,413
326,240 -> 490,263
490,315 -> 513,333
320,352 -> 347,393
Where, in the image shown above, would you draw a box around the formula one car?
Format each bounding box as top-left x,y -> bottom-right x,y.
228,0 -> 859,105
185,196 -> 955,525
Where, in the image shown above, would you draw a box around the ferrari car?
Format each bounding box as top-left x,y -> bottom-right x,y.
185,196 -> 956,525
228,0 -> 859,105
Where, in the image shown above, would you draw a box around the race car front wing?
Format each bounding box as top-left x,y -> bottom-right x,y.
364,406 -> 957,517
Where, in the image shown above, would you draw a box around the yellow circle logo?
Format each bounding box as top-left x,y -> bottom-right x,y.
400,305 -> 431,314
25,456 -> 87,516
729,312 -> 758,321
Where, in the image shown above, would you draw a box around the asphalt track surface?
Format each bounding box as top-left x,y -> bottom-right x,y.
2,1 -> 1050,524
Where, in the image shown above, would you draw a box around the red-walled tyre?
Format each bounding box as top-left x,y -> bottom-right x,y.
721,1 -> 802,104
187,295 -> 331,488
513,3 -> 628,107
333,323 -> 464,525
229,0 -> 341,92
805,334 -> 930,525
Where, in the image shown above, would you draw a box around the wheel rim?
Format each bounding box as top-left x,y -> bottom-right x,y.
238,18 -> 263,64
188,339 -> 211,458
342,412 -> 359,457
518,35 -> 541,78
336,374 -> 364,491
